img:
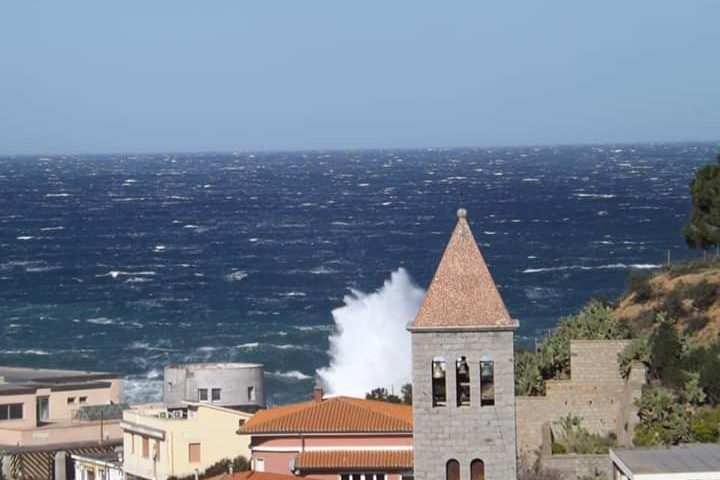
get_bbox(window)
[142,436,149,458]
[36,396,49,422]
[247,386,255,402]
[471,459,485,480]
[188,443,201,463]
[0,403,23,421]
[79,396,88,404]
[129,433,135,454]
[456,356,470,407]
[67,397,76,405]
[154,440,160,461]
[446,459,460,480]
[198,388,208,402]
[211,388,221,402]
[340,475,385,480]
[480,361,495,406]
[87,470,96,480]
[255,457,264,472]
[431,358,447,407]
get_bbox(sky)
[1,1,719,154]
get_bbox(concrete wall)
[412,328,517,480]
[123,403,252,480]
[540,454,610,480]
[164,364,265,410]
[516,340,647,461]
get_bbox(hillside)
[616,258,720,345]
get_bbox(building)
[238,387,413,480]
[71,448,123,480]
[164,363,265,411]
[408,208,518,480]
[0,366,123,447]
[122,401,253,480]
[610,444,720,479]
[209,472,320,480]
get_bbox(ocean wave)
[97,270,157,279]
[282,291,306,297]
[40,226,65,231]
[226,270,248,282]
[310,266,337,275]
[45,193,71,198]
[236,342,260,349]
[523,263,662,274]
[2,349,50,356]
[86,317,115,325]
[573,193,617,199]
[270,370,312,380]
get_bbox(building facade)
[122,402,253,480]
[72,449,124,480]
[409,209,518,480]
[0,366,123,447]
[239,388,413,480]
[164,363,265,411]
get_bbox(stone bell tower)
[409,209,518,480]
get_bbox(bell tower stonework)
[409,209,518,480]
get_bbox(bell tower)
[409,209,518,480]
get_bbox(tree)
[401,383,412,405]
[365,387,402,403]
[634,387,690,446]
[648,321,684,387]
[683,162,720,249]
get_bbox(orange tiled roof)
[238,396,412,434]
[295,450,413,471]
[410,209,515,330]
[208,472,318,480]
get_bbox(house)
[71,448,123,480]
[408,208,518,480]
[610,444,720,479]
[238,386,413,480]
[121,401,253,480]
[0,366,123,447]
[164,363,265,412]
[208,471,320,480]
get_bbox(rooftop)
[410,209,515,330]
[0,366,120,396]
[611,444,720,474]
[238,396,412,434]
[208,472,319,480]
[165,362,263,370]
[295,450,413,472]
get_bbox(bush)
[649,320,684,387]
[618,336,650,379]
[685,315,710,335]
[660,284,686,319]
[551,442,567,454]
[626,272,655,303]
[552,415,616,455]
[690,406,720,442]
[685,281,720,310]
[634,387,690,446]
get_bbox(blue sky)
[1,1,719,154]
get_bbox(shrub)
[660,284,686,319]
[685,315,710,335]
[551,442,567,454]
[626,271,655,303]
[685,280,720,310]
[552,415,616,455]
[690,406,720,442]
[618,336,650,379]
[649,320,684,387]
[634,387,690,446]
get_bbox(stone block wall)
[516,340,646,460]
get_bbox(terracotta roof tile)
[295,450,413,471]
[208,472,318,480]
[410,209,515,329]
[238,397,412,434]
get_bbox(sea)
[0,143,716,405]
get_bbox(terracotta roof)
[208,472,317,480]
[238,397,412,434]
[410,209,515,330]
[295,450,413,472]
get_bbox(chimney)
[313,385,324,404]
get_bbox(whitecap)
[236,342,259,349]
[226,271,248,282]
[40,226,65,232]
[16,236,34,241]
[86,317,115,325]
[522,263,661,274]
[573,193,616,199]
[45,193,70,198]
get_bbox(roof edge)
[408,320,519,333]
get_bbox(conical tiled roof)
[410,209,515,330]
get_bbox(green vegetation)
[683,162,720,249]
[365,383,412,405]
[551,415,616,455]
[515,300,630,396]
[167,455,249,480]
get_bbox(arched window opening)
[432,358,447,407]
[446,459,460,480]
[456,356,470,406]
[480,361,495,406]
[471,459,485,480]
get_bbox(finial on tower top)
[457,208,467,219]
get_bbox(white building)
[71,450,123,480]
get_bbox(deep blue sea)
[0,143,716,405]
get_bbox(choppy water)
[0,143,715,404]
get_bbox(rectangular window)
[87,470,96,480]
[154,440,160,461]
[129,433,135,454]
[456,356,470,407]
[0,403,24,421]
[198,388,208,402]
[79,396,88,404]
[480,361,495,406]
[431,359,447,407]
[67,397,75,405]
[189,443,201,463]
[211,388,221,402]
[37,396,49,422]
[142,436,149,458]
[247,386,255,402]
